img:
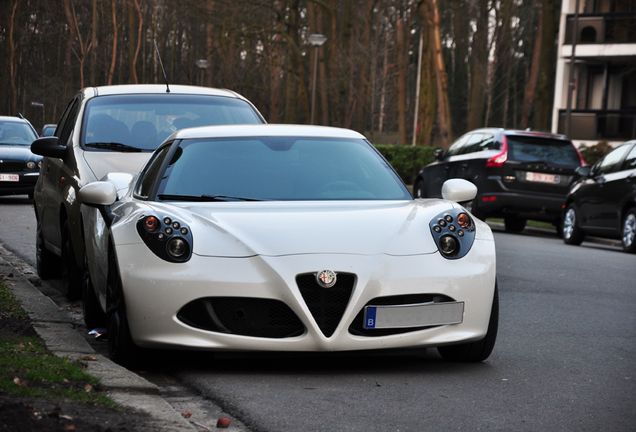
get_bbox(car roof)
[170,124,366,141]
[469,127,569,141]
[82,84,247,100]
[0,116,31,124]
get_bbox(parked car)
[78,124,498,367]
[0,115,41,198]
[40,124,57,137]
[31,84,265,301]
[562,140,636,253]
[413,129,587,233]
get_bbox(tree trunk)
[8,0,19,113]
[429,0,452,148]
[108,0,118,85]
[522,8,543,128]
[396,18,407,145]
[467,0,489,130]
[535,0,556,131]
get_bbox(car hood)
[0,145,40,162]
[136,200,481,257]
[82,150,152,181]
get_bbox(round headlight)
[439,235,458,256]
[26,161,37,169]
[167,237,189,259]
[457,212,471,229]
[143,216,160,233]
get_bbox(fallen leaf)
[84,383,93,392]
[181,410,192,418]
[63,425,76,431]
[81,356,98,361]
[217,418,231,428]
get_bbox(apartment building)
[552,0,636,147]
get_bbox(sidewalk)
[0,252,198,431]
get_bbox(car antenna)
[17,113,25,119]
[154,39,170,93]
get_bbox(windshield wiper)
[158,194,265,202]
[85,142,142,152]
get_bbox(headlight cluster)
[136,214,193,263]
[429,208,476,259]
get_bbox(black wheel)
[82,252,107,329]
[621,207,636,254]
[562,204,585,246]
[413,180,426,198]
[437,283,499,362]
[504,216,526,233]
[106,247,147,369]
[61,221,83,300]
[36,220,60,280]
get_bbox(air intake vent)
[296,272,356,338]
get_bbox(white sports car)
[79,124,498,367]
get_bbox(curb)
[0,257,197,431]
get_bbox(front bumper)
[116,240,496,352]
[0,171,39,196]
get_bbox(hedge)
[373,144,438,185]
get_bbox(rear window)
[506,136,581,167]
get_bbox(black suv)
[413,128,586,232]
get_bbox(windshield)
[0,121,38,146]
[81,94,263,152]
[506,136,581,167]
[155,137,411,201]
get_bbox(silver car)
[31,84,265,301]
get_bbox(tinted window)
[446,133,471,156]
[506,136,581,167]
[621,144,636,170]
[81,94,263,152]
[0,121,38,146]
[594,144,631,175]
[462,133,496,154]
[156,137,411,201]
[135,145,173,198]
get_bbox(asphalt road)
[1,195,635,431]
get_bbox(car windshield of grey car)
[0,121,37,145]
[81,94,263,152]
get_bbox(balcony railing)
[564,13,636,44]
[557,109,636,141]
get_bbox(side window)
[135,144,172,199]
[446,134,471,157]
[461,133,485,154]
[621,145,636,170]
[594,144,630,175]
[55,96,81,147]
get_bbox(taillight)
[574,146,588,166]
[486,135,508,167]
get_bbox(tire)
[562,204,585,246]
[413,180,426,198]
[504,216,526,233]
[437,283,499,362]
[36,221,60,280]
[82,253,107,329]
[61,221,83,300]
[106,247,148,369]
[621,208,636,254]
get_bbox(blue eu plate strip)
[364,306,377,329]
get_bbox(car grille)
[177,297,305,338]
[296,272,356,338]
[0,161,24,172]
[348,294,455,336]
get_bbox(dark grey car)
[413,128,586,233]
[0,116,41,198]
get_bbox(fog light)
[144,216,160,233]
[167,237,188,259]
[439,235,458,256]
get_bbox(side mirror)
[31,137,67,159]
[434,148,444,162]
[441,178,477,203]
[575,166,591,177]
[79,182,117,207]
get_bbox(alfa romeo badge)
[316,270,337,288]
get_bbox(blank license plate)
[0,174,19,182]
[363,302,464,329]
[525,172,560,184]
